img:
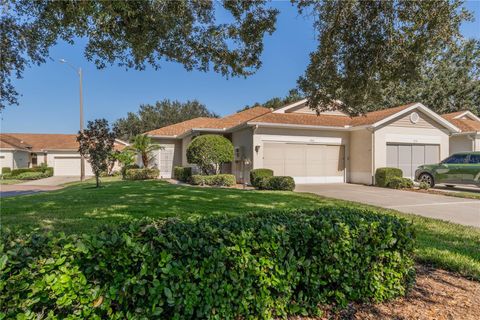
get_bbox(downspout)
[366,127,375,185]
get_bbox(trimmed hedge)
[191,174,236,187]
[375,167,403,187]
[10,166,53,177]
[174,166,192,182]
[125,168,159,180]
[250,168,273,188]
[387,177,414,189]
[1,167,11,174]
[256,176,296,191]
[15,172,50,180]
[121,164,139,179]
[0,207,415,319]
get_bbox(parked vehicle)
[414,152,480,187]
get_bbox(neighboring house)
[442,111,480,154]
[0,133,128,176]
[146,101,460,185]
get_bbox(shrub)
[125,168,159,180]
[190,174,236,187]
[15,171,49,180]
[10,166,53,178]
[264,176,296,191]
[1,173,12,179]
[375,167,403,187]
[250,168,273,187]
[2,167,11,174]
[186,135,234,174]
[419,181,430,190]
[121,164,139,179]
[0,207,415,319]
[387,177,414,189]
[174,166,192,182]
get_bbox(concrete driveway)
[296,184,480,228]
[0,176,80,198]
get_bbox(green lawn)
[1,178,479,280]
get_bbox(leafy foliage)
[1,1,278,110]
[377,40,480,114]
[114,99,219,141]
[1,167,11,174]
[250,168,274,187]
[0,207,415,319]
[259,176,296,191]
[387,177,414,189]
[111,149,136,179]
[127,134,162,168]
[375,167,403,187]
[190,174,236,186]
[186,135,234,174]
[239,89,303,111]
[173,166,192,182]
[10,166,53,177]
[77,119,116,187]
[15,171,51,180]
[124,168,159,180]
[297,0,472,114]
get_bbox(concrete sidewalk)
[296,183,480,228]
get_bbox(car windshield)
[468,154,480,164]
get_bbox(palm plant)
[128,134,162,168]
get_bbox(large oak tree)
[1,0,278,109]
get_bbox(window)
[468,154,480,164]
[442,154,468,164]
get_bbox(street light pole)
[60,59,85,181]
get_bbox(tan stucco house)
[442,111,480,154]
[0,133,128,176]
[146,101,462,185]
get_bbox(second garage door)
[54,157,94,176]
[386,144,440,178]
[263,143,345,184]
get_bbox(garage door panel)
[54,157,94,176]
[386,144,440,178]
[263,142,345,183]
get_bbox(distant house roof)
[442,111,480,133]
[0,133,127,152]
[145,107,271,137]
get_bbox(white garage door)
[386,144,440,178]
[54,157,94,176]
[263,143,345,184]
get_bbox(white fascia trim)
[247,122,350,131]
[371,103,461,133]
[453,111,480,121]
[148,134,179,139]
[450,131,480,136]
[272,99,308,113]
[114,138,130,146]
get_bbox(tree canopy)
[296,0,473,114]
[77,119,115,187]
[113,99,218,141]
[1,0,278,109]
[186,135,234,175]
[238,89,303,111]
[377,40,480,115]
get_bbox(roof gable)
[442,111,480,133]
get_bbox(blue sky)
[1,1,479,134]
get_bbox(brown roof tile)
[442,111,480,132]
[146,107,271,136]
[349,103,418,126]
[0,134,32,150]
[249,112,352,127]
[0,133,126,152]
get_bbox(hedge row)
[124,168,159,180]
[10,166,53,177]
[250,168,273,188]
[0,207,415,319]
[173,166,192,182]
[190,174,236,187]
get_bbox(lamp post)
[59,59,85,181]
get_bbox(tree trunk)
[142,152,148,168]
[96,174,100,188]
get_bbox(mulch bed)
[294,265,480,320]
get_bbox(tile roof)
[249,112,352,127]
[145,102,425,135]
[442,111,480,132]
[0,133,126,152]
[145,107,271,136]
[0,135,32,150]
